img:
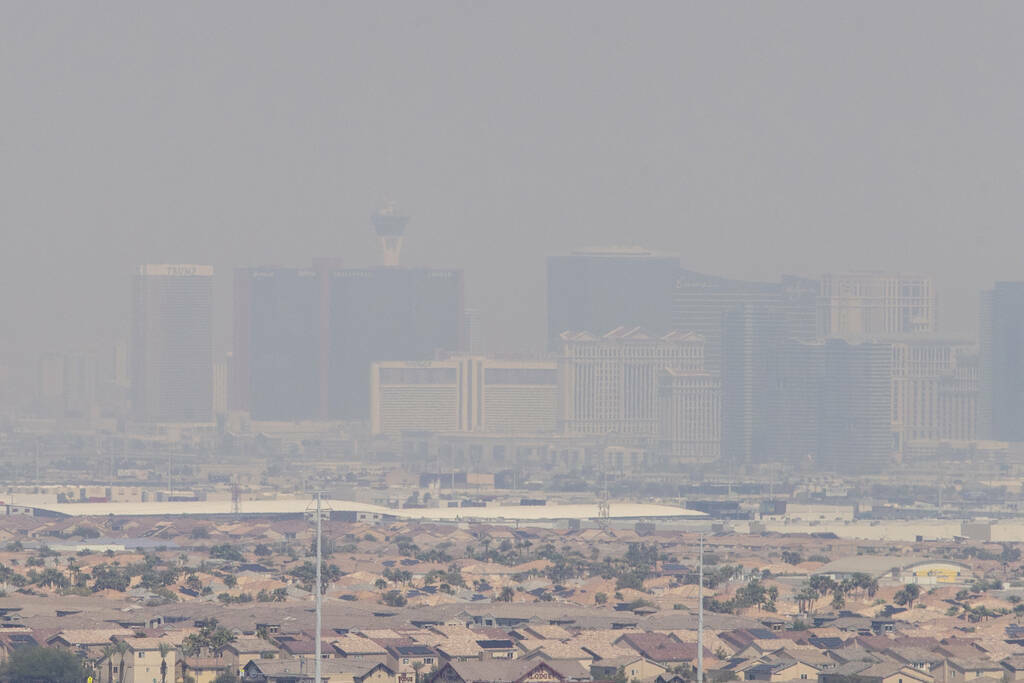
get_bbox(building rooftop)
[32,499,704,522]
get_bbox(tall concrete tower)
[372,201,409,266]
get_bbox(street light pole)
[315,491,322,682]
[698,532,704,683]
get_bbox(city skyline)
[23,247,991,476]
[4,4,1024,676]
[3,2,1023,360]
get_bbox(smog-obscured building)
[980,282,1024,441]
[673,270,817,374]
[370,357,557,436]
[658,368,721,464]
[559,327,705,437]
[547,248,678,351]
[890,339,977,452]
[819,339,893,473]
[328,267,463,420]
[818,271,936,338]
[233,267,321,420]
[131,264,213,422]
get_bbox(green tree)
[894,583,922,608]
[71,524,101,539]
[102,644,115,682]
[289,560,342,593]
[185,575,203,594]
[159,642,172,683]
[808,574,836,596]
[113,640,130,683]
[181,620,237,657]
[1001,544,1021,563]
[595,592,608,605]
[499,586,515,602]
[0,563,27,587]
[0,646,87,682]
[209,544,244,561]
[382,589,407,607]
[91,564,130,592]
[213,669,240,683]
[33,567,69,589]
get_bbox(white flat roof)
[137,264,213,276]
[32,499,705,521]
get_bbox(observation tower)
[372,201,409,266]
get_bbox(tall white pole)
[698,533,704,683]
[315,492,322,682]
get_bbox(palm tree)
[499,586,515,602]
[412,660,425,683]
[795,586,818,614]
[101,644,115,683]
[114,640,130,683]
[208,627,237,655]
[158,642,172,683]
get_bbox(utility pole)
[698,532,704,683]
[315,491,322,683]
[597,440,610,526]
[305,492,328,682]
[597,459,610,523]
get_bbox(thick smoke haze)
[1,1,1022,356]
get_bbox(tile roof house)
[427,658,590,683]
[385,644,440,683]
[0,632,39,666]
[95,638,176,683]
[744,658,822,682]
[332,634,389,660]
[820,661,936,683]
[1002,656,1024,681]
[590,654,667,682]
[940,658,1006,683]
[614,633,715,668]
[242,657,395,683]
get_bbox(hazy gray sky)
[2,1,1021,356]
